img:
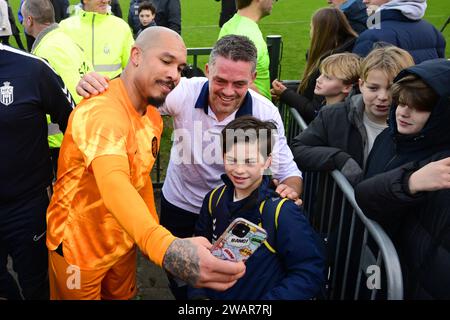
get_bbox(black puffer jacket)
[356,150,450,299]
[356,59,450,299]
[291,93,368,183]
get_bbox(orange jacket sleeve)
[139,175,160,223]
[92,155,176,266]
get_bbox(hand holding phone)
[210,218,267,262]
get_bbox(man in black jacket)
[0,44,74,299]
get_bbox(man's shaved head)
[123,26,187,113]
[134,26,185,52]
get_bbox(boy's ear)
[342,83,353,95]
[358,78,364,92]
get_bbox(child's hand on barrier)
[271,79,287,99]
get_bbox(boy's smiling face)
[224,141,271,200]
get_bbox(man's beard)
[148,80,176,107]
[147,95,166,108]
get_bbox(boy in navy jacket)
[188,116,325,300]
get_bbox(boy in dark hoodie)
[355,59,450,299]
[189,116,325,300]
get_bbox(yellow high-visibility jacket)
[59,9,133,79]
[32,23,92,148]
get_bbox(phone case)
[210,217,268,262]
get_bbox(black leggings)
[0,191,50,300]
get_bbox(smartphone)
[210,217,268,262]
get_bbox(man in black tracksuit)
[0,44,74,299]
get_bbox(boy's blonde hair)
[360,46,415,82]
[319,53,361,85]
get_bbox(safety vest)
[59,9,134,79]
[32,24,92,148]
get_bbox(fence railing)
[280,98,403,300]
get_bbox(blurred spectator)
[0,0,13,44]
[18,0,68,51]
[136,1,156,38]
[128,0,180,35]
[219,0,277,100]
[271,7,357,124]
[110,0,122,17]
[216,0,236,27]
[354,0,446,63]
[72,0,122,17]
[328,0,368,34]
[0,0,25,50]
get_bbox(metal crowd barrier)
[280,97,403,300]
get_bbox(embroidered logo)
[103,44,110,55]
[0,82,14,106]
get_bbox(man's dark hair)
[221,115,277,160]
[392,74,439,112]
[138,1,156,15]
[209,35,257,73]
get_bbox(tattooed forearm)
[163,239,200,286]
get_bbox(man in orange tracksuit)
[46,27,245,300]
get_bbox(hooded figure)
[353,0,446,63]
[356,59,450,299]
[365,59,450,179]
